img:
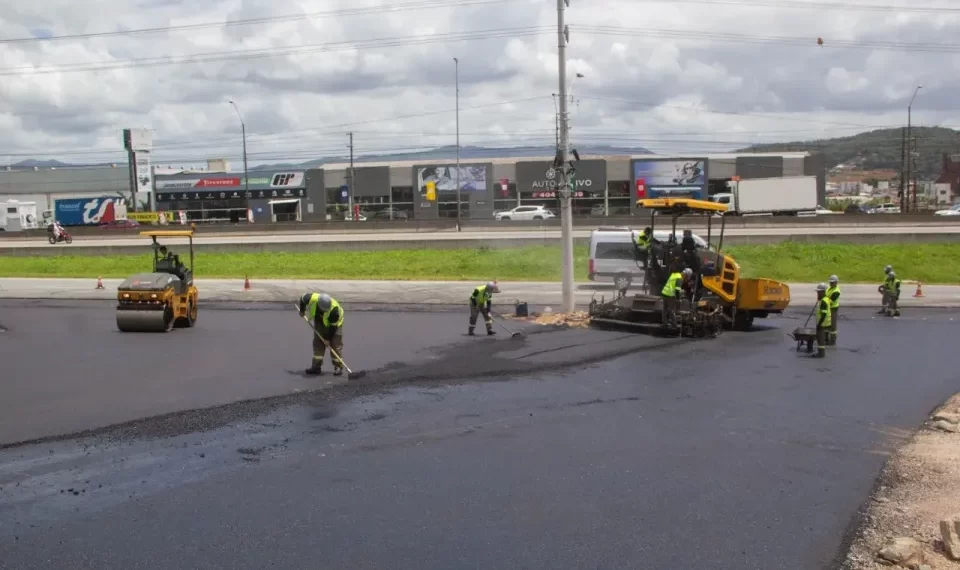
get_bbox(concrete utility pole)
[906,85,921,212]
[912,134,919,212]
[899,127,906,211]
[228,100,249,197]
[348,132,355,219]
[454,57,462,232]
[556,0,574,313]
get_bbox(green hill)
[736,126,960,179]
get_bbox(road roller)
[116,229,199,333]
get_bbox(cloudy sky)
[0,0,957,167]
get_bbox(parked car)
[99,219,140,230]
[494,205,555,221]
[933,204,960,216]
[368,209,409,221]
[844,204,870,215]
[868,203,901,214]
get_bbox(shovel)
[490,313,523,338]
[294,304,366,380]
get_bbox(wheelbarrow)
[789,327,817,353]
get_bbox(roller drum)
[116,307,174,332]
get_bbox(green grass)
[1,243,957,284]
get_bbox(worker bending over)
[469,281,500,336]
[883,270,902,318]
[825,275,840,345]
[814,283,831,358]
[661,267,692,329]
[299,292,345,376]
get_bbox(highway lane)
[4,224,960,249]
[1,307,958,569]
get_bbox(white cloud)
[0,0,958,166]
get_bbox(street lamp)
[228,100,250,197]
[454,57,461,232]
[906,85,922,212]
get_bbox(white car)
[494,205,555,221]
[587,227,711,289]
[933,204,960,216]
[815,205,841,215]
[869,203,901,214]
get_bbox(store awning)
[268,199,301,205]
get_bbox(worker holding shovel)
[299,292,345,376]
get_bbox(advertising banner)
[134,152,152,194]
[154,171,307,202]
[416,165,487,194]
[54,197,127,226]
[516,159,606,197]
[632,158,708,199]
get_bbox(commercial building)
[0,151,825,223]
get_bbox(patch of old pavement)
[0,300,700,449]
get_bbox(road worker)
[825,275,840,345]
[469,281,500,336]
[299,292,345,376]
[879,265,893,314]
[814,283,831,358]
[661,267,691,329]
[883,271,902,317]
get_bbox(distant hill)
[251,144,654,170]
[736,126,960,179]
[9,144,652,172]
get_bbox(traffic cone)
[243,275,251,291]
[95,276,104,290]
[913,281,924,297]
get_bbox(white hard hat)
[682,268,693,276]
[317,293,332,311]
[828,275,838,284]
[487,281,500,293]
[888,271,896,278]
[816,282,827,292]
[884,265,893,274]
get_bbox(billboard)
[416,165,487,194]
[516,159,606,198]
[632,158,708,199]
[154,171,306,202]
[54,197,127,226]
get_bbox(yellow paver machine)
[116,229,199,333]
[587,198,791,336]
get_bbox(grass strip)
[0,243,956,284]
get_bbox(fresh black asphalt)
[1,301,958,569]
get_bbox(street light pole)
[454,57,462,232]
[228,101,249,197]
[905,85,921,212]
[557,0,574,313]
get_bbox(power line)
[0,0,517,43]
[629,0,960,13]
[0,27,552,76]
[577,25,960,54]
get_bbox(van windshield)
[594,242,637,260]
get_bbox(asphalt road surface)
[1,303,959,569]
[4,224,960,249]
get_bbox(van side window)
[594,242,636,260]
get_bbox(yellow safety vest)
[472,285,493,306]
[825,285,840,309]
[817,297,832,327]
[307,294,344,327]
[636,232,651,250]
[661,272,683,297]
[883,277,901,294]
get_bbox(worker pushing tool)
[299,292,345,375]
[825,275,840,346]
[469,281,500,336]
[814,283,831,358]
[882,270,902,318]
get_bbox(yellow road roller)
[116,229,199,333]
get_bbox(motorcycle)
[48,230,73,245]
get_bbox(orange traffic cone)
[243,275,251,291]
[913,281,924,297]
[95,276,104,290]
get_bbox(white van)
[587,227,710,289]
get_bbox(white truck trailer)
[710,176,818,216]
[0,200,40,231]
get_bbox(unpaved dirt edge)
[839,393,960,570]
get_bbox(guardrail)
[1,213,957,240]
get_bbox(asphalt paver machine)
[588,198,791,336]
